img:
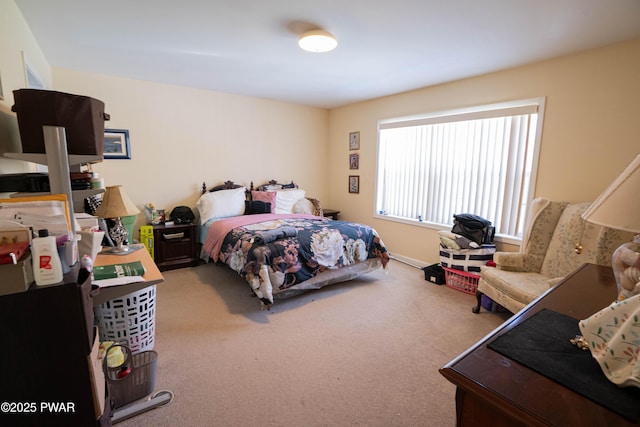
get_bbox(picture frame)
[0,69,4,101]
[103,129,131,159]
[349,175,360,194]
[349,131,360,150]
[349,153,359,170]
[21,51,46,89]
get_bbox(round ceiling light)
[298,30,338,53]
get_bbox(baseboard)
[389,254,431,269]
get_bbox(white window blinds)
[375,98,544,239]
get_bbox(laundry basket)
[104,343,158,409]
[95,285,156,354]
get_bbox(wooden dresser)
[440,263,638,427]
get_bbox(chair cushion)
[479,267,555,313]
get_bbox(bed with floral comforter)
[201,213,389,307]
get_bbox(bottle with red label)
[32,229,63,286]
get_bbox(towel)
[252,226,298,245]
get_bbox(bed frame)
[201,180,298,195]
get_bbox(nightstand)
[323,209,340,220]
[153,223,198,271]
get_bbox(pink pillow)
[251,191,276,213]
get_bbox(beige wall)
[52,68,330,235]
[0,0,52,174]
[328,38,640,265]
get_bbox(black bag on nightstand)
[170,206,195,224]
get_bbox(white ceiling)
[15,0,640,109]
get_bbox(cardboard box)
[0,253,34,296]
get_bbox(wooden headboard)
[255,180,298,191]
[200,179,322,216]
[201,180,244,194]
[201,179,297,195]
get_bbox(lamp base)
[613,235,640,300]
[101,244,144,256]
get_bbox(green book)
[93,260,146,281]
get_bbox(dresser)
[439,263,638,426]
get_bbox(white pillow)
[275,189,306,214]
[196,187,246,224]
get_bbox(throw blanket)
[252,226,298,245]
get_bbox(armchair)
[473,197,634,314]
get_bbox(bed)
[198,180,389,307]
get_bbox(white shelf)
[3,152,102,166]
[9,188,105,213]
[2,127,104,223]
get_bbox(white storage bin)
[95,285,156,354]
[439,244,495,273]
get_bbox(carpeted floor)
[115,259,510,426]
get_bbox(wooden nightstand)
[323,209,340,220]
[153,223,198,271]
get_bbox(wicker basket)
[103,343,158,409]
[443,267,480,295]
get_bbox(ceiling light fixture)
[298,30,337,53]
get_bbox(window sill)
[374,213,522,246]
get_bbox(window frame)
[374,97,546,245]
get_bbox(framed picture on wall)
[349,175,360,193]
[349,153,359,169]
[103,129,131,159]
[349,131,360,150]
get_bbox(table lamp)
[95,185,140,254]
[581,153,640,301]
[577,153,640,388]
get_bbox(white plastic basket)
[95,285,156,354]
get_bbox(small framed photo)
[349,153,359,170]
[151,209,166,225]
[349,175,360,194]
[349,131,360,150]
[104,129,131,159]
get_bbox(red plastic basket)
[443,267,480,295]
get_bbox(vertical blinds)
[376,103,540,238]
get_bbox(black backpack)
[170,206,195,224]
[451,213,495,245]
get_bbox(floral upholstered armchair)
[473,197,634,314]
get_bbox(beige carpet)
[115,260,510,426]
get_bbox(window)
[375,98,544,241]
